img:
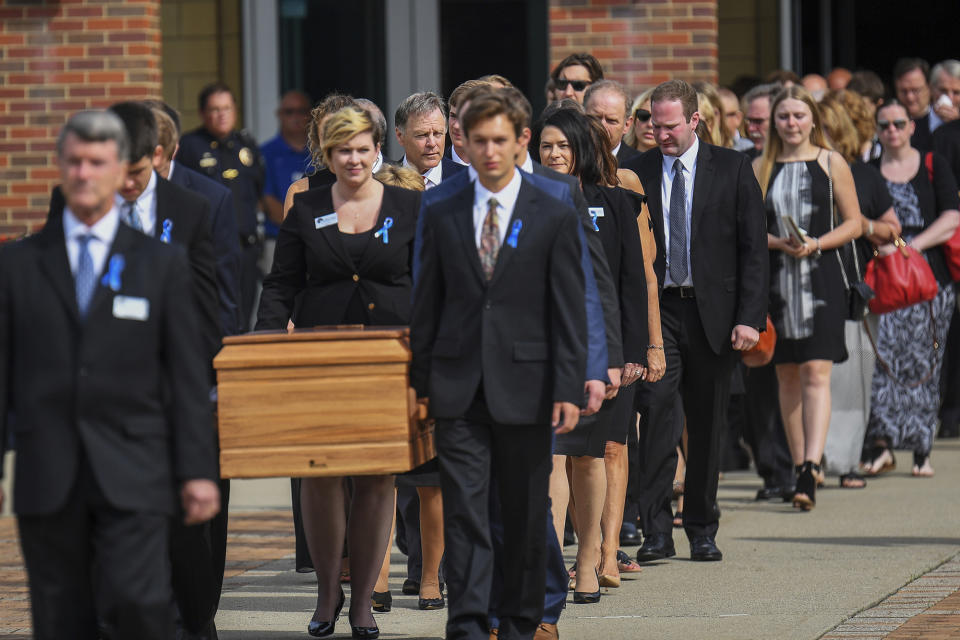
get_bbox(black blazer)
[616,142,641,166]
[911,112,934,153]
[169,163,242,337]
[49,178,221,371]
[583,183,648,364]
[256,183,422,329]
[0,218,216,516]
[621,142,768,354]
[410,176,587,424]
[529,161,624,367]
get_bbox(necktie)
[669,158,688,285]
[75,234,96,317]
[478,197,500,280]
[123,200,143,232]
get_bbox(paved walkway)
[3,440,960,638]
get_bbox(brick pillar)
[549,0,718,100]
[0,0,162,235]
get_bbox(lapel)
[355,186,393,271]
[488,178,531,287]
[690,141,715,244]
[307,187,354,268]
[153,176,175,241]
[449,181,486,285]
[85,224,136,319]
[644,149,666,249]
[36,211,81,322]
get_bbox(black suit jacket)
[0,218,216,515]
[256,183,422,328]
[911,112,934,153]
[169,163,242,337]
[410,175,587,424]
[529,161,625,367]
[933,119,960,185]
[49,179,221,372]
[621,142,768,354]
[616,142,641,166]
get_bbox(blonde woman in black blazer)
[257,107,420,640]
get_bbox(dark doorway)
[278,0,387,108]
[439,0,549,117]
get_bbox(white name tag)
[588,207,605,218]
[113,295,149,321]
[314,213,338,229]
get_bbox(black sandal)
[792,461,818,511]
[839,472,866,489]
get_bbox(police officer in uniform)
[176,82,264,330]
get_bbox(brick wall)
[549,0,718,100]
[0,0,161,235]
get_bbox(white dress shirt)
[116,169,158,236]
[473,168,522,248]
[612,141,622,158]
[450,146,469,166]
[661,136,699,287]
[403,156,443,190]
[928,106,944,132]
[63,205,120,278]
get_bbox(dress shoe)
[755,486,783,501]
[689,536,723,561]
[572,588,601,604]
[418,592,445,610]
[371,590,391,613]
[635,532,676,563]
[534,622,559,640]
[308,587,345,637]
[619,522,641,546]
[401,579,419,595]
[349,616,380,640]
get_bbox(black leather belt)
[664,286,695,299]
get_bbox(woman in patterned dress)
[753,86,863,510]
[862,100,960,477]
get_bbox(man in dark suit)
[894,58,936,152]
[148,100,242,337]
[621,80,768,563]
[411,91,586,640]
[395,91,467,190]
[0,110,220,640]
[584,79,640,166]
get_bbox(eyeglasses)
[878,119,909,130]
[555,79,591,92]
[634,108,651,122]
[746,117,768,126]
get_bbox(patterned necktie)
[478,196,500,280]
[123,200,143,232]
[75,234,96,317]
[669,158,688,285]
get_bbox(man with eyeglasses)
[740,83,779,159]
[893,57,935,152]
[550,52,604,105]
[718,86,757,152]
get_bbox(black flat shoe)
[755,486,783,501]
[418,593,445,610]
[371,590,391,613]
[689,536,723,561]
[308,587,345,637]
[635,532,676,563]
[349,615,380,639]
[619,522,641,546]
[401,579,419,595]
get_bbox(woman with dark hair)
[533,105,661,597]
[862,100,960,477]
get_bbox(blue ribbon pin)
[589,211,600,232]
[506,220,523,248]
[374,217,393,244]
[160,219,173,244]
[100,254,125,292]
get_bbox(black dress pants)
[18,458,173,640]
[437,399,552,640]
[635,292,735,539]
[741,364,794,490]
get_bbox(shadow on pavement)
[739,536,960,546]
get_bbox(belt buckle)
[679,286,695,299]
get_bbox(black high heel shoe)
[418,584,445,610]
[349,612,380,639]
[308,587,345,637]
[572,569,601,604]
[371,590,391,613]
[792,461,818,511]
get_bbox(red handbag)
[863,236,938,314]
[924,152,960,281]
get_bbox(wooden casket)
[213,326,435,478]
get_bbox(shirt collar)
[450,146,469,166]
[519,150,534,174]
[612,141,621,157]
[167,160,177,180]
[403,156,443,186]
[115,169,157,209]
[663,136,699,174]
[63,204,120,245]
[474,167,522,213]
[373,151,383,174]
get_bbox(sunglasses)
[634,108,651,122]
[878,119,908,130]
[555,79,591,92]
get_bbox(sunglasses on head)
[634,108,651,122]
[555,79,590,92]
[878,119,908,130]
